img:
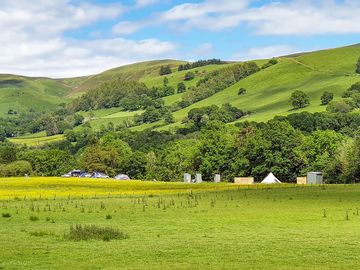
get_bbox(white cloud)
[113,21,145,35]
[0,0,177,78]
[193,43,214,56]
[135,0,159,7]
[234,45,297,60]
[121,0,360,35]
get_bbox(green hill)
[65,60,188,97]
[0,75,71,115]
[5,44,360,145]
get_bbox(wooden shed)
[234,177,254,185]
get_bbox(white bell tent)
[261,172,281,184]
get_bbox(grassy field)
[9,132,65,146]
[1,177,360,269]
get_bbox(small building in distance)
[234,177,254,185]
[297,177,307,185]
[307,172,324,184]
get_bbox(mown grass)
[1,178,360,269]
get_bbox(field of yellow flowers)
[0,177,241,199]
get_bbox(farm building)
[306,172,324,184]
[234,177,254,185]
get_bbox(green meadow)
[1,178,360,269]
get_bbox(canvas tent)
[261,173,281,184]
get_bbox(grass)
[9,133,65,146]
[0,74,71,116]
[1,177,360,269]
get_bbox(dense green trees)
[356,57,360,74]
[290,90,310,109]
[70,80,149,112]
[178,59,226,71]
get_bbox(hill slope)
[0,75,71,115]
[5,44,360,145]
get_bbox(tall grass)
[65,224,129,242]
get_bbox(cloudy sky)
[0,0,359,78]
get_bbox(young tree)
[163,77,169,86]
[321,91,334,105]
[238,88,247,95]
[290,90,310,109]
[177,82,186,93]
[184,72,195,81]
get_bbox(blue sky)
[0,0,359,77]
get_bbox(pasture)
[1,177,360,269]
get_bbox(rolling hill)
[6,43,360,145]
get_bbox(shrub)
[159,65,172,76]
[0,160,32,177]
[30,230,53,237]
[177,82,186,93]
[106,214,112,220]
[2,213,11,218]
[29,215,39,221]
[238,88,247,95]
[65,224,129,242]
[356,57,360,74]
[184,72,195,81]
[321,91,334,105]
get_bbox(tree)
[163,77,169,86]
[232,120,306,181]
[184,72,195,81]
[164,112,175,124]
[159,65,172,76]
[356,57,360,74]
[290,90,310,109]
[238,88,247,95]
[321,91,334,105]
[177,82,186,93]
[140,107,162,123]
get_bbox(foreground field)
[1,178,360,269]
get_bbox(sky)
[0,0,359,78]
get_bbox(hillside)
[5,43,360,145]
[65,60,187,96]
[0,75,71,115]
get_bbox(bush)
[356,57,360,74]
[2,213,11,218]
[326,100,353,113]
[65,224,129,242]
[0,160,32,177]
[184,72,195,81]
[29,215,39,221]
[321,91,334,105]
[159,65,172,76]
[238,88,247,95]
[177,82,186,93]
